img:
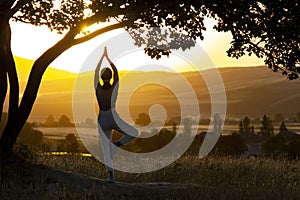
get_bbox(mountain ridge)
[5,56,300,122]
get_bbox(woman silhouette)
[94,46,138,183]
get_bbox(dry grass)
[1,153,299,200]
[38,154,300,199]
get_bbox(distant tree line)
[43,114,74,127]
[2,111,299,158]
[148,111,300,128]
[237,114,300,158]
[131,113,300,158]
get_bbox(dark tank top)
[96,82,119,110]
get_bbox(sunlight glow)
[10,18,264,73]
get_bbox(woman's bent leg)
[112,112,138,146]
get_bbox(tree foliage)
[9,0,300,76]
[58,115,74,127]
[239,116,251,133]
[44,114,56,127]
[260,115,274,137]
[57,133,79,153]
[135,113,151,126]
[279,122,288,133]
[206,0,300,79]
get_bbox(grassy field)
[1,148,299,200]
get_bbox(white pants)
[97,109,138,172]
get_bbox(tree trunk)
[0,16,9,122]
[0,30,76,161]
[0,63,7,122]
[0,15,20,162]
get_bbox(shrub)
[262,134,285,156]
[286,140,300,159]
[212,133,247,157]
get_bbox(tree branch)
[10,15,29,23]
[76,12,108,29]
[10,0,27,16]
[247,40,287,73]
[72,21,127,46]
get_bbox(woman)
[94,46,138,183]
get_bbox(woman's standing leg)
[98,113,115,182]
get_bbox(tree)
[57,133,79,153]
[58,115,73,127]
[44,114,57,127]
[260,115,274,137]
[135,113,151,126]
[172,122,177,134]
[239,116,251,133]
[85,118,96,128]
[279,122,288,133]
[239,120,244,133]
[0,0,299,161]
[0,113,8,136]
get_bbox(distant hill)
[215,67,300,118]
[14,56,76,81]
[4,57,300,122]
[117,67,300,120]
[4,57,76,122]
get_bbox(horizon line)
[53,65,267,74]
[14,55,266,74]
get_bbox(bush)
[286,140,300,159]
[212,133,247,157]
[57,134,79,153]
[135,113,151,126]
[19,123,43,145]
[262,134,285,156]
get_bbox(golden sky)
[10,18,264,73]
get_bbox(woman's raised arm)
[104,47,119,85]
[94,49,105,90]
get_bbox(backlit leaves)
[206,0,300,79]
